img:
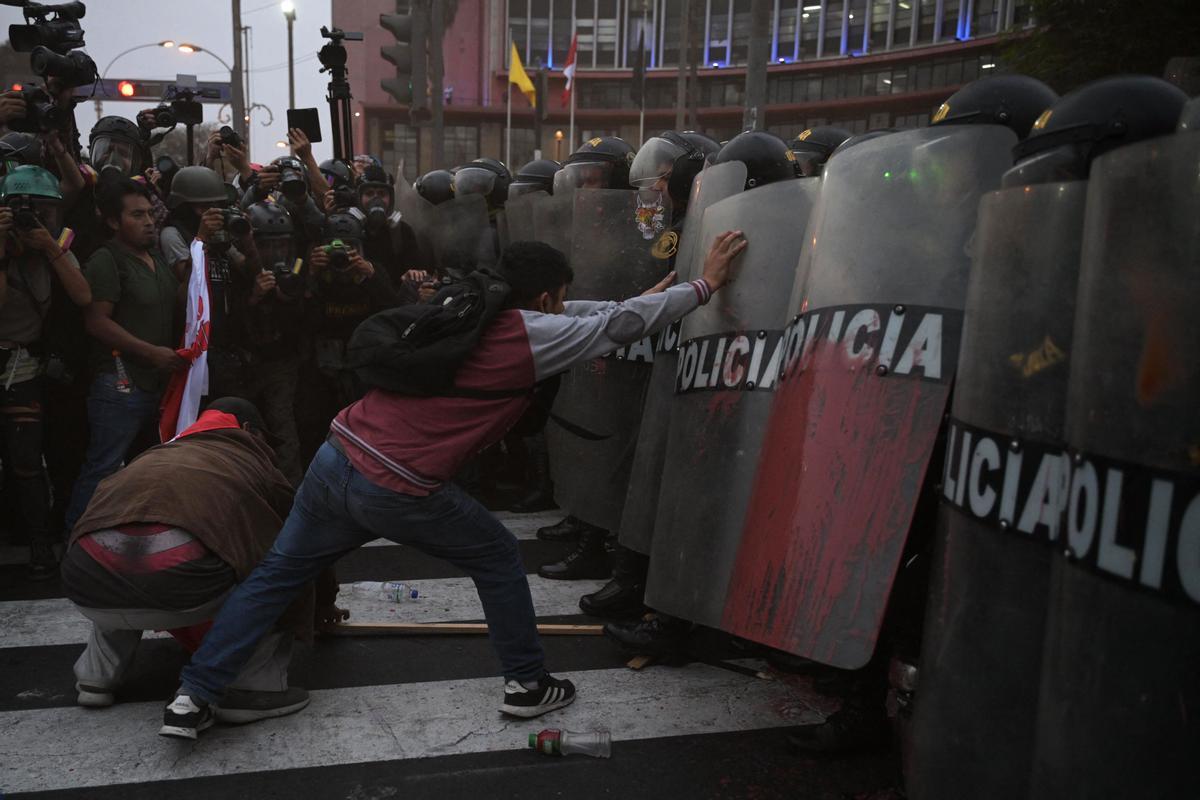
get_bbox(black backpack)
[347,269,514,397]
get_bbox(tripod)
[318,26,363,163]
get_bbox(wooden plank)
[323,621,604,636]
[626,655,655,670]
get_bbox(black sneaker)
[213,687,311,724]
[159,694,215,740]
[500,673,576,718]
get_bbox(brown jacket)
[70,428,319,638]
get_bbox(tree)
[1002,0,1200,93]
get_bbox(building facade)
[333,0,1034,178]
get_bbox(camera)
[223,206,250,239]
[322,238,354,272]
[9,2,97,88]
[7,87,70,133]
[218,125,242,148]
[271,260,305,297]
[5,196,40,230]
[146,104,176,128]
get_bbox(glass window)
[870,0,890,51]
[708,0,730,66]
[931,60,948,87]
[889,64,911,94]
[917,0,936,44]
[846,0,867,55]
[824,0,844,56]
[800,5,820,60]
[915,62,932,90]
[628,13,653,69]
[551,0,575,67]
[945,58,962,85]
[509,0,530,64]
[777,5,799,62]
[661,0,683,68]
[383,124,419,182]
[940,0,961,41]
[821,73,841,101]
[529,0,550,68]
[730,0,753,64]
[444,126,478,168]
[596,0,618,67]
[576,0,597,66]
[507,127,537,171]
[893,0,914,46]
[972,0,999,36]
[961,55,979,82]
[1013,0,1033,27]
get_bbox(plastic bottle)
[112,350,132,394]
[378,581,419,601]
[528,729,611,758]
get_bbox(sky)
[0,0,336,162]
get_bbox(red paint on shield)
[722,340,949,668]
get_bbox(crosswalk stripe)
[0,662,822,794]
[0,576,606,650]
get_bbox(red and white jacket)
[331,279,713,495]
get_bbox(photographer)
[239,200,306,484]
[160,165,258,399]
[0,165,91,579]
[64,179,181,539]
[354,162,427,294]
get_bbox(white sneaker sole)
[213,695,311,724]
[500,692,576,718]
[158,716,214,740]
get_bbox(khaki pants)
[72,589,291,695]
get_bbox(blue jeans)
[180,441,546,703]
[64,372,162,534]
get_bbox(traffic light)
[380,1,429,122]
[117,80,136,97]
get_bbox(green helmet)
[167,165,228,209]
[0,165,62,201]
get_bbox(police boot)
[536,515,585,542]
[603,613,691,657]
[537,525,612,580]
[579,545,648,619]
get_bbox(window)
[800,5,820,60]
[661,0,684,68]
[940,0,961,41]
[869,0,890,51]
[823,0,844,57]
[846,0,867,55]
[384,124,419,182]
[596,0,619,67]
[730,0,754,64]
[917,0,936,44]
[628,13,652,69]
[444,126,478,168]
[972,0,1000,36]
[576,0,598,66]
[777,5,799,62]
[708,0,731,66]
[507,127,537,171]
[1012,0,1034,27]
[893,0,914,46]
[510,0,530,63]
[552,0,575,67]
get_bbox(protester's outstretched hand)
[701,230,747,292]
[288,127,312,160]
[640,270,677,296]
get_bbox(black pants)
[0,375,51,543]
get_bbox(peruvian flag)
[561,33,578,106]
[158,239,211,441]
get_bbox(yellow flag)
[509,41,537,108]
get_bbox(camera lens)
[224,210,251,239]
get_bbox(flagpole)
[506,38,513,168]
[568,79,576,153]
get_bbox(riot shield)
[721,126,1016,668]
[504,190,545,245]
[530,190,574,257]
[906,180,1088,799]
[1029,134,1200,799]
[545,189,672,532]
[642,178,818,628]
[427,194,497,277]
[395,174,436,266]
[619,161,748,554]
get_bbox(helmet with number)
[508,158,561,198]
[630,131,711,208]
[246,200,296,270]
[453,157,511,210]
[931,74,1059,140]
[714,130,796,190]
[415,169,454,205]
[0,164,62,200]
[167,165,228,210]
[90,115,147,181]
[555,136,636,192]
[1006,74,1189,187]
[0,132,42,171]
[789,126,852,177]
[318,158,353,190]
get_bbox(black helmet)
[679,131,721,164]
[318,158,353,190]
[90,115,147,180]
[270,155,308,201]
[0,132,42,169]
[415,169,455,205]
[509,158,562,198]
[357,163,395,205]
[630,131,710,207]
[555,136,636,192]
[453,157,511,210]
[931,75,1059,140]
[789,126,853,177]
[1007,75,1190,187]
[323,211,365,245]
[714,131,797,190]
[830,129,898,159]
[246,201,296,272]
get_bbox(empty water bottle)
[379,581,419,601]
[528,729,611,758]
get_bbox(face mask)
[363,199,389,230]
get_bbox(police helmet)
[453,157,511,209]
[89,115,147,180]
[714,131,797,190]
[555,136,636,192]
[931,74,1059,140]
[630,131,710,207]
[830,129,898,159]
[509,158,562,198]
[789,126,853,177]
[167,165,228,209]
[415,169,454,205]
[1006,75,1189,187]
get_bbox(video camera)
[146,82,220,129]
[6,86,70,133]
[6,1,97,88]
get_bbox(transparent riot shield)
[427,193,497,277]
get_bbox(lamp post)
[281,0,297,109]
[95,40,178,120]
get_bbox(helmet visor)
[453,166,497,198]
[554,160,614,193]
[507,181,547,199]
[255,235,295,269]
[630,138,685,188]
[91,136,140,178]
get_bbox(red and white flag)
[158,239,211,441]
[561,33,578,106]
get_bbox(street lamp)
[95,40,181,119]
[281,0,297,109]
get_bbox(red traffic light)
[117,80,136,98]
[10,83,22,91]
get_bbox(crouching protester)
[159,231,748,739]
[61,398,334,732]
